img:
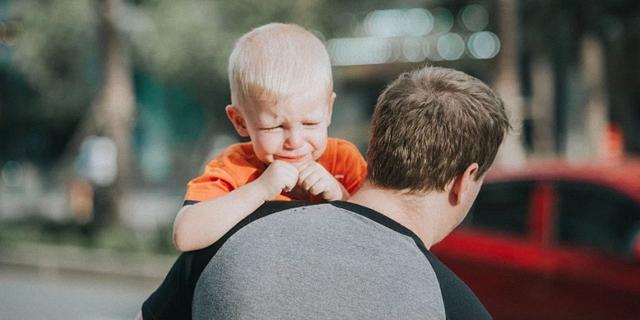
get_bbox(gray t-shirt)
[142,201,491,320]
[193,203,445,319]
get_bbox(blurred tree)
[12,0,134,226]
[521,0,640,158]
[7,0,339,226]
[10,0,100,122]
[494,0,526,165]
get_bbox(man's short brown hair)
[367,66,510,192]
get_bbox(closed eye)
[261,125,283,132]
[303,122,320,127]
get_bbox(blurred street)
[0,241,173,320]
[0,264,161,320]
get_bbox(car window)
[554,182,640,256]
[462,181,533,237]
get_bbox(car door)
[434,180,553,320]
[541,181,640,320]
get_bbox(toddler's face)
[230,87,334,166]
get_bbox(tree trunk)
[59,0,136,227]
[580,35,608,160]
[530,54,555,156]
[494,0,526,166]
[563,35,607,163]
[95,0,135,225]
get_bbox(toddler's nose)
[284,127,304,149]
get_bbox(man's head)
[367,66,509,221]
[225,23,335,165]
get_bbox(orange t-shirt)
[184,138,367,202]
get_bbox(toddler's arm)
[173,160,298,252]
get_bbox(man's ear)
[447,163,480,205]
[326,92,336,126]
[225,105,249,137]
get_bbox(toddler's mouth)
[274,154,309,163]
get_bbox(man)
[141,66,510,320]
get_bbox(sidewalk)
[0,242,175,280]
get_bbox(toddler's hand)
[257,160,299,200]
[297,161,347,201]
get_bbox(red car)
[432,159,640,320]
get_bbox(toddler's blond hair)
[228,23,333,107]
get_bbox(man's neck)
[348,182,448,249]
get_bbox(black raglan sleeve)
[142,252,196,320]
[424,251,493,320]
[141,201,308,319]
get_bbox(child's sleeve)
[335,140,368,194]
[184,160,237,203]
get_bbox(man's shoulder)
[422,251,493,319]
[243,202,492,320]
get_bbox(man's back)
[191,202,489,320]
[142,65,506,320]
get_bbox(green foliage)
[126,0,226,84]
[8,0,335,119]
[127,0,328,85]
[4,0,391,165]
[10,0,100,120]
[0,216,176,254]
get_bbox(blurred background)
[0,0,639,319]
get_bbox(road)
[0,264,161,320]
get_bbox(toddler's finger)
[298,167,314,185]
[308,180,327,196]
[290,158,311,171]
[302,171,323,191]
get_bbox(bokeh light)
[402,36,425,62]
[467,31,501,59]
[365,8,435,37]
[365,9,405,37]
[1,161,24,188]
[402,8,434,36]
[437,33,465,60]
[431,7,454,34]
[327,37,392,66]
[461,4,489,32]
[422,37,436,60]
